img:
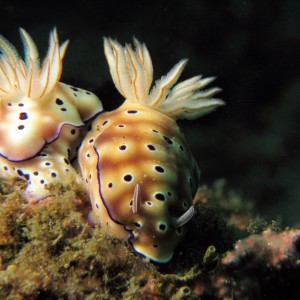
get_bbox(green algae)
[0,178,288,299]
[0,180,152,299]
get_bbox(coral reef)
[193,228,300,300]
[222,228,300,269]
[1,178,299,299]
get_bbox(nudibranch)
[79,38,224,262]
[0,28,103,199]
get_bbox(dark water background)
[1,0,299,226]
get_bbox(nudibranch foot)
[0,28,103,200]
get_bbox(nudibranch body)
[79,38,224,262]
[0,29,103,199]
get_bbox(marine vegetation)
[1,179,300,299]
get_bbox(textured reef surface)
[1,178,299,299]
[0,0,299,298]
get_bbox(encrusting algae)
[1,179,300,299]
[0,179,221,299]
[0,178,229,299]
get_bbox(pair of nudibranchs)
[0,28,224,263]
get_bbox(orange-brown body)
[79,37,224,262]
[79,102,200,262]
